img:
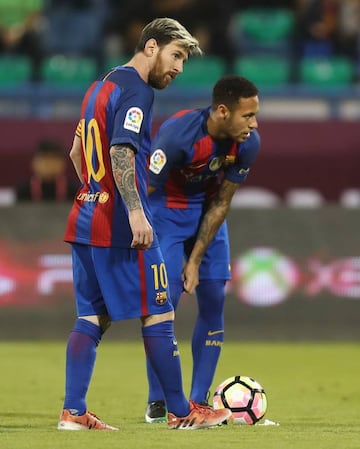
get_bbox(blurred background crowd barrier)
[0,0,360,340]
[0,117,359,206]
[0,205,360,340]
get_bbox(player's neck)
[124,53,151,84]
[207,114,223,140]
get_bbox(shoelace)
[189,400,214,415]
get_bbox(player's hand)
[182,259,200,294]
[128,209,153,250]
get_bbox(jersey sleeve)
[148,121,188,188]
[110,76,153,153]
[75,120,82,138]
[225,129,261,183]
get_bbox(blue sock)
[63,319,102,415]
[190,280,225,403]
[142,320,189,417]
[146,282,183,403]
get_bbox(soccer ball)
[213,375,267,425]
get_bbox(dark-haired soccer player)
[58,17,231,431]
[145,75,260,423]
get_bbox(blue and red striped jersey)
[148,107,261,208]
[64,66,158,248]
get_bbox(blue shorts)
[70,243,173,320]
[150,206,231,283]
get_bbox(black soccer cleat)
[145,400,167,423]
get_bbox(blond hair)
[135,17,203,57]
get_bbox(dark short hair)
[34,140,64,157]
[212,75,259,110]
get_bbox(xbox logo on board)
[232,247,299,306]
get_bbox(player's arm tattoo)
[191,179,239,264]
[110,144,142,211]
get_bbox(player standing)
[58,18,231,431]
[145,75,260,422]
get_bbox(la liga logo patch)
[124,107,143,133]
[149,149,167,174]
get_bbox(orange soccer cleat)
[167,400,231,430]
[57,409,118,431]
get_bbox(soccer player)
[145,75,261,423]
[58,18,231,431]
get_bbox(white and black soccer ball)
[213,375,267,425]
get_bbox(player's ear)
[144,38,158,57]
[218,104,229,120]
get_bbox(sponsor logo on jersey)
[149,149,167,174]
[188,162,207,170]
[77,191,109,203]
[239,167,250,175]
[225,155,236,164]
[209,156,225,171]
[123,107,143,133]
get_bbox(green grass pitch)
[1,340,360,449]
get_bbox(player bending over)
[145,75,261,422]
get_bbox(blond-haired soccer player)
[58,17,231,431]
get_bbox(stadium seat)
[235,55,291,86]
[230,8,295,55]
[173,56,225,87]
[0,55,32,86]
[299,57,354,86]
[42,55,97,87]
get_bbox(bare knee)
[79,314,111,333]
[141,311,175,327]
